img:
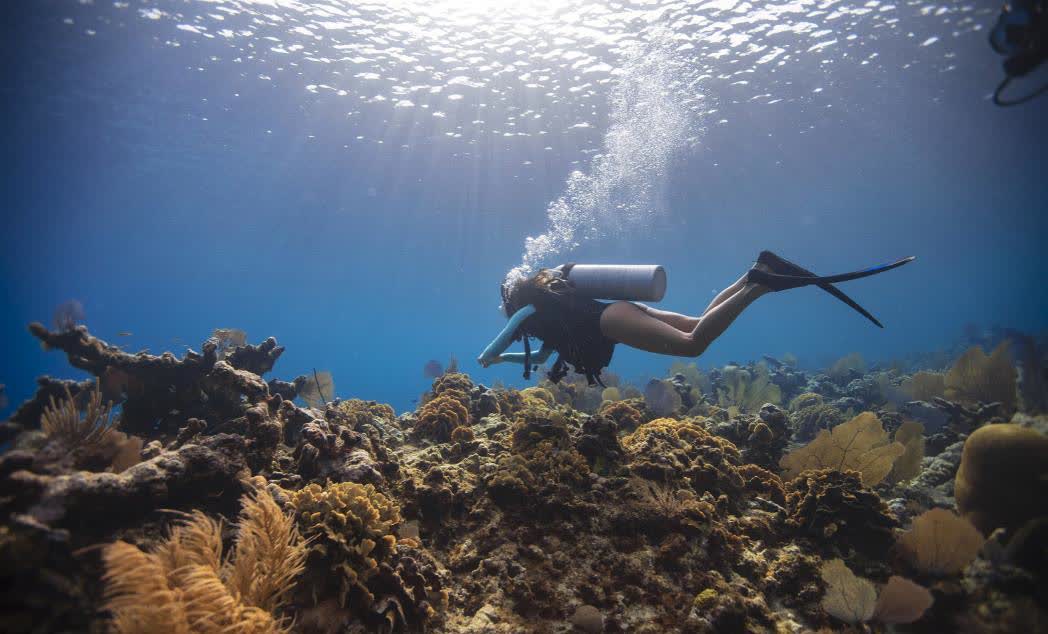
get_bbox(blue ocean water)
[2,0,1046,416]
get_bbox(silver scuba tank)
[556,264,667,302]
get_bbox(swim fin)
[756,251,886,328]
[748,254,916,326]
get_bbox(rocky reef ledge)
[1,324,1046,633]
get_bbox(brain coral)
[954,423,1048,535]
[289,481,401,608]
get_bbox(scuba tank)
[555,263,667,301]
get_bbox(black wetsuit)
[516,291,616,386]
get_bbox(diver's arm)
[477,305,536,366]
[497,342,554,365]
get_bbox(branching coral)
[213,328,247,359]
[945,343,1017,412]
[716,365,781,413]
[289,481,400,608]
[102,487,306,633]
[779,412,905,486]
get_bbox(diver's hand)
[477,354,500,368]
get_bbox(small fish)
[117,331,133,337]
[0,384,7,411]
[423,359,443,379]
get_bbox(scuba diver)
[478,252,915,386]
[990,0,1048,105]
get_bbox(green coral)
[716,365,781,413]
[289,481,401,608]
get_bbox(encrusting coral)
[102,486,306,633]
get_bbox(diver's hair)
[501,268,571,318]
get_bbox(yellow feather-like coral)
[41,383,119,448]
[102,488,304,634]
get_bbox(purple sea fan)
[644,378,682,417]
[53,300,85,332]
[423,360,443,379]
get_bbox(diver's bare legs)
[633,272,749,331]
[600,272,769,357]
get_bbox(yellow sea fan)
[779,412,905,486]
[945,343,1017,411]
[820,558,876,624]
[897,508,985,576]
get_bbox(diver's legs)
[701,272,749,316]
[601,280,768,357]
[630,272,750,333]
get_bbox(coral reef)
[3,324,1044,633]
